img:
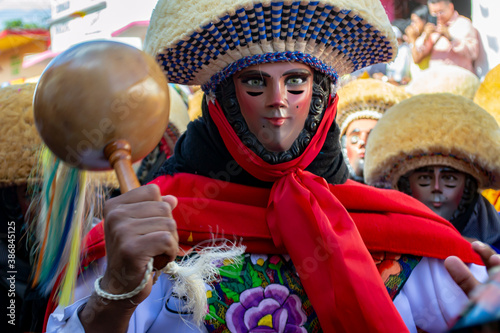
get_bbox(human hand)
[371,72,385,81]
[405,25,419,43]
[436,24,452,41]
[463,236,479,244]
[424,23,436,36]
[445,241,500,296]
[101,184,179,304]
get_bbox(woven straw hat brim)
[474,64,500,125]
[364,93,500,190]
[336,78,410,136]
[145,0,396,92]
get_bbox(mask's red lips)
[265,117,287,126]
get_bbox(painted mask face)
[344,118,378,178]
[233,62,313,152]
[408,165,466,221]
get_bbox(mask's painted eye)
[416,174,432,186]
[244,78,265,86]
[350,135,359,144]
[287,77,305,85]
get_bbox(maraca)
[33,40,170,270]
[33,40,170,193]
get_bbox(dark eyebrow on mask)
[413,166,435,173]
[439,166,460,173]
[237,70,270,78]
[282,69,312,76]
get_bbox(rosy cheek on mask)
[290,91,310,111]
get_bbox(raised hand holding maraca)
[33,41,179,331]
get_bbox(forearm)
[450,36,479,59]
[79,293,136,333]
[411,44,431,64]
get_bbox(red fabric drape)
[44,96,482,332]
[44,173,482,332]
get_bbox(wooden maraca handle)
[104,139,170,269]
[104,140,140,194]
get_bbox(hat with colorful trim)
[336,78,410,137]
[364,93,500,190]
[144,0,397,95]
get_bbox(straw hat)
[336,78,410,136]
[145,0,397,94]
[0,84,41,187]
[0,83,119,189]
[364,93,500,190]
[405,64,480,99]
[474,64,500,125]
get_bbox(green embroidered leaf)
[220,281,246,302]
[245,261,263,288]
[218,259,244,283]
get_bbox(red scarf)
[44,174,482,331]
[44,96,482,332]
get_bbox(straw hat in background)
[336,78,411,137]
[405,64,480,99]
[0,83,119,189]
[473,64,500,211]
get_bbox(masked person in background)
[45,1,497,332]
[337,78,410,183]
[365,93,500,252]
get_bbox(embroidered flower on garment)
[250,254,268,266]
[371,251,402,283]
[226,284,307,333]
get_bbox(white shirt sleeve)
[45,257,206,333]
[45,258,105,332]
[394,257,488,333]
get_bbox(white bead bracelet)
[94,258,154,301]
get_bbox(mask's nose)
[266,80,288,109]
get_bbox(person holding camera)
[414,0,479,73]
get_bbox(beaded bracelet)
[94,258,154,301]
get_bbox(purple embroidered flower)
[226,284,307,333]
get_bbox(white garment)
[46,257,488,333]
[387,43,412,83]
